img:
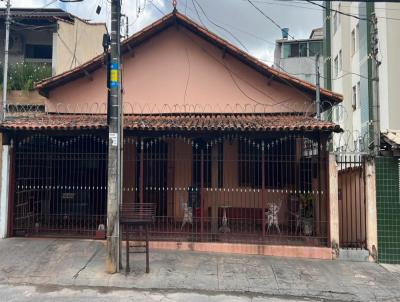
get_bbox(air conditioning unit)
[9,34,23,54]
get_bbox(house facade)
[0,12,348,259]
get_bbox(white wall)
[376,2,400,130]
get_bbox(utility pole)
[315,53,321,120]
[370,12,380,156]
[106,0,122,273]
[2,0,11,121]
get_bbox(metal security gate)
[122,133,329,246]
[337,154,367,249]
[12,133,108,238]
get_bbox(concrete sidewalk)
[0,238,399,301]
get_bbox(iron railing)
[12,132,329,247]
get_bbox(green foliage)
[299,193,314,218]
[0,62,52,92]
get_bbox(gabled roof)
[35,11,342,108]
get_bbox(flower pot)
[302,218,313,236]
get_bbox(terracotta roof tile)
[0,113,341,133]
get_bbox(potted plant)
[299,193,314,236]
[95,224,106,239]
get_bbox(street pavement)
[0,238,399,301]
[0,284,323,302]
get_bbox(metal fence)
[11,132,329,247]
[336,154,367,249]
[12,133,108,237]
[122,133,329,246]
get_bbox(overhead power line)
[305,0,367,21]
[192,0,249,52]
[246,0,295,39]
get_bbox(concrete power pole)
[2,0,11,121]
[106,0,122,273]
[315,53,321,120]
[370,12,380,156]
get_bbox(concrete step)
[338,248,370,262]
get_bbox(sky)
[0,0,324,64]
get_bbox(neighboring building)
[0,11,346,260]
[0,8,106,76]
[274,27,324,86]
[323,2,400,151]
[324,2,400,263]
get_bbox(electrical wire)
[246,0,295,39]
[261,57,370,81]
[305,0,367,21]
[192,0,249,52]
[179,27,315,111]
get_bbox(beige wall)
[53,19,106,76]
[46,26,314,113]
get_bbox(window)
[25,44,52,60]
[238,140,261,188]
[352,85,357,110]
[309,41,322,56]
[288,43,299,57]
[299,42,308,57]
[282,43,300,58]
[333,4,341,34]
[357,81,361,107]
[192,142,212,188]
[217,143,224,188]
[238,139,296,189]
[282,43,291,58]
[333,12,338,34]
[338,50,342,72]
[351,29,356,56]
[356,23,359,50]
[334,55,339,77]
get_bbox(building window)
[238,139,296,189]
[356,23,359,50]
[338,50,342,72]
[299,42,308,57]
[352,85,357,110]
[217,143,224,188]
[309,41,322,56]
[25,44,52,60]
[288,43,299,57]
[334,55,339,77]
[333,11,338,34]
[192,143,212,188]
[282,43,301,58]
[357,81,361,107]
[351,29,356,56]
[333,4,341,35]
[238,140,261,188]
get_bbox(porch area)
[122,132,329,247]
[6,112,335,249]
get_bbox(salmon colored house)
[0,11,343,259]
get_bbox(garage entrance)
[11,133,107,238]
